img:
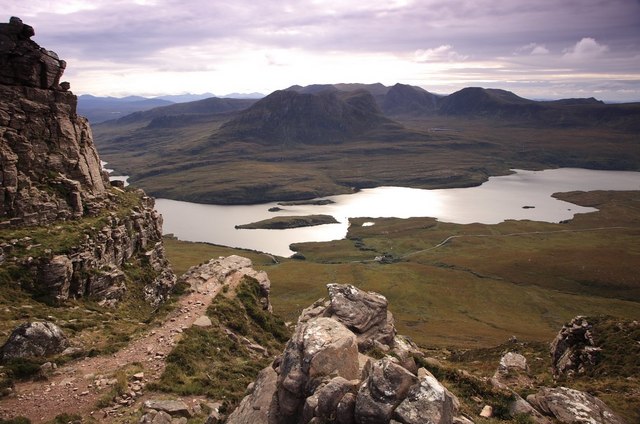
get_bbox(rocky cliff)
[1,17,109,227]
[0,17,175,306]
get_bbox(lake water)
[154,168,640,257]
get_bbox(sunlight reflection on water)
[156,168,640,257]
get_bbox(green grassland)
[164,190,640,349]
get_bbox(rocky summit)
[0,17,175,307]
[226,285,629,424]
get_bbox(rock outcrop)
[550,316,601,378]
[1,16,110,227]
[0,321,69,360]
[229,283,462,424]
[0,18,176,305]
[527,387,625,424]
[179,254,272,311]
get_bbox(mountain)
[153,92,216,103]
[113,96,257,126]
[92,81,640,204]
[382,83,440,116]
[437,87,640,129]
[77,94,174,123]
[218,88,403,145]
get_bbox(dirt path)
[0,256,252,422]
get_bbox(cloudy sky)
[6,0,640,101]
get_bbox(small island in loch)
[235,214,339,229]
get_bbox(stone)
[527,387,625,424]
[143,400,192,418]
[270,316,359,423]
[0,321,69,360]
[193,315,212,327]
[139,410,173,424]
[304,317,359,380]
[550,316,601,378]
[336,392,356,424]
[315,377,357,421]
[394,371,457,424]
[326,283,396,349]
[509,396,552,424]
[226,366,277,424]
[36,255,73,301]
[354,357,418,424]
[492,351,532,388]
[479,405,493,418]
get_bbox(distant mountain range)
[92,82,640,204]
[78,92,264,123]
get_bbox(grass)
[157,190,640,421]
[0,189,181,388]
[150,276,289,410]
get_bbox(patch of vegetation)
[0,418,30,424]
[0,189,182,390]
[415,355,515,420]
[150,276,289,408]
[235,214,339,229]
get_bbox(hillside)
[217,88,403,145]
[92,81,640,204]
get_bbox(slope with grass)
[93,84,640,204]
[163,190,640,350]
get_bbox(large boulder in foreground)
[0,321,69,360]
[527,386,625,424]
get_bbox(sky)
[5,0,640,101]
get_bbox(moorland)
[92,83,640,204]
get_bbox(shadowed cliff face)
[0,17,109,226]
[218,89,402,146]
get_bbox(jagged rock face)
[0,18,176,306]
[355,357,418,424]
[527,387,625,424]
[298,283,396,351]
[0,321,69,360]
[0,17,109,226]
[0,17,66,90]
[231,284,461,424]
[24,194,176,306]
[550,316,601,378]
[394,369,457,424]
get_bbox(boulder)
[354,357,418,424]
[550,316,601,378]
[36,255,73,300]
[393,369,457,424]
[326,283,396,349]
[270,316,359,423]
[139,410,173,424]
[527,386,625,424]
[0,321,69,360]
[227,366,277,424]
[143,399,192,418]
[492,351,532,387]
